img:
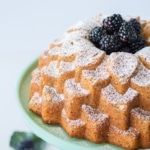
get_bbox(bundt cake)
[29,13,150,149]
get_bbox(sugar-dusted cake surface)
[29,13,150,149]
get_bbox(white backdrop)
[0,0,150,149]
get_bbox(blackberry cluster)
[89,14,147,54]
[17,139,35,150]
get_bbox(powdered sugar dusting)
[30,92,42,103]
[65,29,89,40]
[64,78,89,97]
[42,61,59,77]
[40,50,49,58]
[136,46,150,68]
[50,38,62,49]
[59,61,75,74]
[108,52,138,83]
[48,47,61,56]
[101,84,122,104]
[131,63,150,86]
[67,19,99,32]
[122,88,138,103]
[42,60,76,78]
[82,104,109,124]
[94,56,110,80]
[76,47,105,67]
[31,68,41,85]
[110,125,139,139]
[101,84,138,104]
[43,85,64,103]
[131,107,150,121]
[62,109,85,127]
[82,56,110,85]
[62,38,94,54]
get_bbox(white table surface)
[1,0,150,149]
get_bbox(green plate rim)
[16,58,123,150]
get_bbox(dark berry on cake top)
[119,46,131,53]
[99,35,122,55]
[102,14,123,33]
[128,18,141,34]
[89,14,147,54]
[129,35,147,53]
[89,26,106,46]
[118,21,137,43]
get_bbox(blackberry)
[102,14,123,33]
[99,35,122,54]
[89,26,106,46]
[129,35,147,53]
[118,21,137,43]
[17,139,35,150]
[119,46,131,53]
[128,18,141,34]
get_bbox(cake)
[29,13,150,149]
